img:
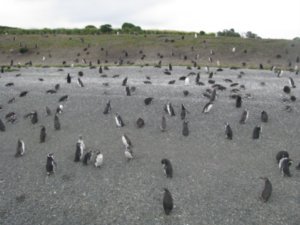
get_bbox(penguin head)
[47,153,54,158]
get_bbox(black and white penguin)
[260,177,272,202]
[122,77,128,86]
[236,95,242,108]
[184,76,190,85]
[56,104,63,114]
[261,111,268,123]
[59,95,69,102]
[40,126,46,143]
[165,102,176,116]
[239,109,249,124]
[74,142,83,162]
[103,100,111,114]
[252,126,262,139]
[180,104,188,120]
[115,113,124,127]
[31,111,38,124]
[125,86,131,96]
[161,159,173,178]
[163,188,173,215]
[136,118,145,128]
[83,151,93,165]
[46,106,52,116]
[15,139,25,157]
[276,151,289,163]
[144,97,153,105]
[225,122,233,140]
[94,151,103,167]
[66,73,71,83]
[122,134,132,148]
[288,77,296,88]
[195,72,200,85]
[279,157,292,177]
[124,146,134,160]
[0,118,6,132]
[202,102,213,113]
[182,120,189,137]
[77,77,84,87]
[160,115,167,132]
[54,114,61,130]
[46,153,56,175]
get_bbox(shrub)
[19,47,29,54]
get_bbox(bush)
[19,47,29,54]
[100,24,113,33]
[217,28,241,37]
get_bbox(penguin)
[103,100,111,114]
[54,84,60,91]
[184,76,190,85]
[180,104,188,120]
[46,106,52,116]
[202,102,213,113]
[276,151,289,163]
[54,114,61,130]
[83,151,93,165]
[19,91,28,97]
[279,157,292,177]
[74,142,83,162]
[59,95,69,102]
[183,90,189,97]
[260,177,272,202]
[66,73,71,83]
[40,126,46,143]
[124,146,134,160]
[77,136,85,151]
[236,95,242,108]
[15,139,25,157]
[225,123,233,140]
[210,88,217,102]
[99,66,103,73]
[160,115,167,132]
[77,77,84,87]
[115,113,124,127]
[56,104,63,114]
[252,126,261,139]
[239,109,249,124]
[122,134,132,148]
[182,120,189,137]
[122,77,128,86]
[94,151,103,167]
[31,111,38,124]
[125,86,131,96]
[195,73,200,85]
[163,188,173,215]
[161,159,173,178]
[46,153,56,175]
[144,97,153,105]
[165,102,175,116]
[169,63,172,71]
[136,118,145,128]
[261,111,268,123]
[288,77,296,88]
[0,118,6,132]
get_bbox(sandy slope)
[0,66,299,225]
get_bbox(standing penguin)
[180,104,188,120]
[165,102,176,116]
[236,95,242,108]
[74,142,83,162]
[239,109,249,124]
[122,134,132,148]
[99,66,102,74]
[94,151,103,167]
[260,177,272,202]
[54,114,61,130]
[225,123,233,140]
[202,102,213,113]
[82,151,93,165]
[161,159,173,178]
[184,76,190,85]
[136,118,145,128]
[261,111,268,123]
[40,126,46,143]
[15,139,25,157]
[279,157,292,177]
[288,77,296,88]
[56,105,63,114]
[125,86,131,96]
[66,73,71,83]
[31,111,38,124]
[77,77,84,87]
[77,135,85,151]
[115,113,124,127]
[276,151,289,163]
[163,188,173,215]
[122,77,128,86]
[0,118,6,132]
[160,115,167,132]
[210,88,217,102]
[252,126,262,139]
[46,153,56,175]
[182,120,189,137]
[103,100,111,114]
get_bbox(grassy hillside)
[0,33,299,69]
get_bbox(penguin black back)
[0,118,6,132]
[125,86,131,96]
[144,97,153,105]
[180,104,187,120]
[46,153,56,175]
[54,114,61,130]
[225,123,233,140]
[40,126,46,143]
[83,151,92,165]
[252,126,261,139]
[260,177,272,202]
[103,100,111,114]
[163,188,173,215]
[136,118,145,128]
[236,95,242,108]
[161,159,173,178]
[67,73,71,83]
[182,120,189,136]
[74,142,83,162]
[261,111,268,122]
[31,111,38,124]
[160,115,166,132]
[122,77,128,86]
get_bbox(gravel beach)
[0,66,299,225]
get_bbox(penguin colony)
[1,47,299,222]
